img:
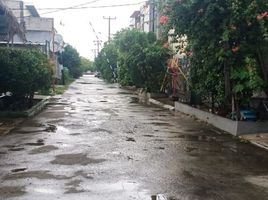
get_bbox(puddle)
[25,141,45,146]
[29,145,59,155]
[11,168,27,173]
[154,147,165,150]
[51,153,106,166]
[9,148,25,152]
[77,82,93,85]
[4,170,68,180]
[143,134,155,138]
[151,122,170,126]
[126,137,136,142]
[91,128,112,134]
[70,133,81,136]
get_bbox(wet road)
[0,74,268,200]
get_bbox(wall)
[175,101,268,136]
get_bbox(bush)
[62,45,82,78]
[0,48,52,108]
[115,29,170,92]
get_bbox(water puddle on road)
[50,153,106,166]
[11,168,27,173]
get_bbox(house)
[0,0,25,44]
[1,0,64,80]
[130,1,160,38]
[130,11,141,30]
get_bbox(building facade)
[130,1,160,38]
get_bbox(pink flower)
[257,12,268,21]
[232,46,240,53]
[160,16,169,25]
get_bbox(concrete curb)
[0,95,51,136]
[249,141,268,151]
[149,98,175,111]
[239,135,268,151]
[0,96,50,118]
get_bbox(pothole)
[11,168,27,173]
[29,145,59,155]
[9,148,25,152]
[50,153,106,166]
[126,137,136,142]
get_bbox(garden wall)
[175,101,268,136]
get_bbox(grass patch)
[53,78,75,95]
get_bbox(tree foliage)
[94,42,118,82]
[115,30,169,91]
[0,48,52,107]
[80,57,95,72]
[163,0,268,110]
[62,45,82,78]
[95,29,170,92]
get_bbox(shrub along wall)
[0,48,52,109]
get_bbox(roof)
[26,5,40,17]
[130,10,140,18]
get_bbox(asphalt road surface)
[0,75,268,200]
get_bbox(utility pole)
[92,49,97,59]
[103,16,116,42]
[93,40,102,54]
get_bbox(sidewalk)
[150,97,268,151]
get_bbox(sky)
[25,0,144,60]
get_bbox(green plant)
[62,45,82,78]
[114,29,170,92]
[94,42,118,82]
[162,0,267,111]
[0,48,52,107]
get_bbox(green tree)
[94,42,118,82]
[80,57,95,72]
[62,45,82,78]
[114,29,169,91]
[163,0,267,111]
[0,48,52,108]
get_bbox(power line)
[16,1,146,18]
[38,0,103,15]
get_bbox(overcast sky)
[25,0,143,59]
